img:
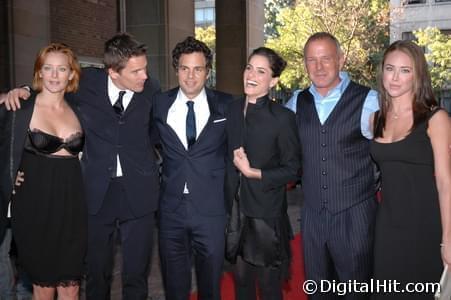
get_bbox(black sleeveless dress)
[11,129,87,287]
[370,110,442,299]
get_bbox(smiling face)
[176,52,209,99]
[304,38,344,96]
[382,50,415,101]
[39,52,74,94]
[243,54,278,102]
[109,54,148,92]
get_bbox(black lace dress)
[11,129,87,287]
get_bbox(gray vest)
[297,81,375,214]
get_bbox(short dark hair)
[172,36,213,70]
[103,33,147,72]
[248,47,287,77]
[303,32,342,58]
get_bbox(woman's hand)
[233,147,250,173]
[233,147,261,179]
[12,171,25,194]
[442,242,451,267]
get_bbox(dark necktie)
[113,91,126,117]
[186,100,196,148]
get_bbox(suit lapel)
[163,89,186,151]
[196,88,219,142]
[95,72,117,118]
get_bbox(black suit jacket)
[0,94,81,242]
[153,87,233,216]
[70,68,161,216]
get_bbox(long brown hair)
[374,40,437,138]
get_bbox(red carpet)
[190,234,308,300]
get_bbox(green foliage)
[195,26,216,52]
[414,27,451,91]
[195,26,217,87]
[264,0,296,39]
[265,0,389,90]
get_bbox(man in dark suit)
[292,32,379,299]
[3,33,161,300]
[153,36,232,300]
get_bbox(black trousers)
[86,178,155,300]
[234,257,283,300]
[159,195,226,300]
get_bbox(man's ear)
[338,52,345,70]
[108,68,120,80]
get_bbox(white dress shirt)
[108,76,134,177]
[166,88,210,149]
[167,88,210,193]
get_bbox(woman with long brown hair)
[371,40,451,299]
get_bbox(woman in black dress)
[371,40,451,299]
[225,47,301,300]
[0,43,86,299]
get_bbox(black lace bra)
[25,128,84,156]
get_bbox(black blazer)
[153,87,233,216]
[0,93,81,242]
[225,95,301,218]
[69,68,161,216]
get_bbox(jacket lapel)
[196,88,219,142]
[163,89,186,151]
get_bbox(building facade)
[0,0,264,94]
[390,0,451,112]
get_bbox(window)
[195,8,215,26]
[402,32,416,41]
[435,0,451,2]
[406,0,426,3]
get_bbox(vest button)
[322,171,327,175]
[321,129,326,134]
[119,120,125,125]
[321,143,326,147]
[321,157,327,161]
[322,185,328,190]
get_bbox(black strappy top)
[24,128,84,156]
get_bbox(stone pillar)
[126,0,194,91]
[215,0,264,95]
[9,0,50,86]
[0,0,11,91]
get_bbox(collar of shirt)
[308,71,351,124]
[107,76,134,110]
[308,71,350,104]
[167,87,210,149]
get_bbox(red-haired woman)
[0,43,86,300]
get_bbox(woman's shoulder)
[428,107,450,126]
[269,100,296,119]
